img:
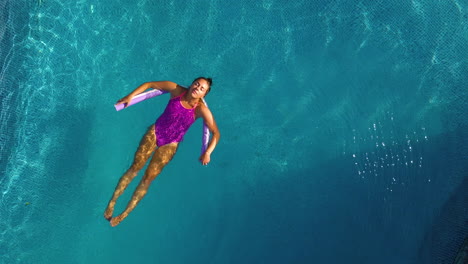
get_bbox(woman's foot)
[110,213,127,227]
[104,202,115,221]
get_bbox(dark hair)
[194,77,212,96]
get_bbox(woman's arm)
[130,81,179,97]
[198,104,220,165]
[117,81,182,107]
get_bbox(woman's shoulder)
[197,99,209,109]
[170,85,188,98]
[195,100,211,117]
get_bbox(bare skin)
[103,124,157,221]
[104,78,221,227]
[105,125,179,227]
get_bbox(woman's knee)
[142,166,162,183]
[145,155,171,176]
[130,162,145,172]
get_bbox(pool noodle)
[114,89,211,154]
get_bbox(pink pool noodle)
[114,89,210,154]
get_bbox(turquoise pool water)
[0,0,467,263]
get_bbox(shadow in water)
[417,176,468,264]
[20,104,94,263]
[237,123,467,264]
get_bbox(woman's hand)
[199,152,211,166]
[116,95,134,108]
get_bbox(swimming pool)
[0,0,466,263]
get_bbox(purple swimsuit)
[154,91,198,147]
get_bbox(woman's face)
[189,79,209,98]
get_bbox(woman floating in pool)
[104,77,220,227]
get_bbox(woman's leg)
[104,124,157,220]
[110,142,178,227]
